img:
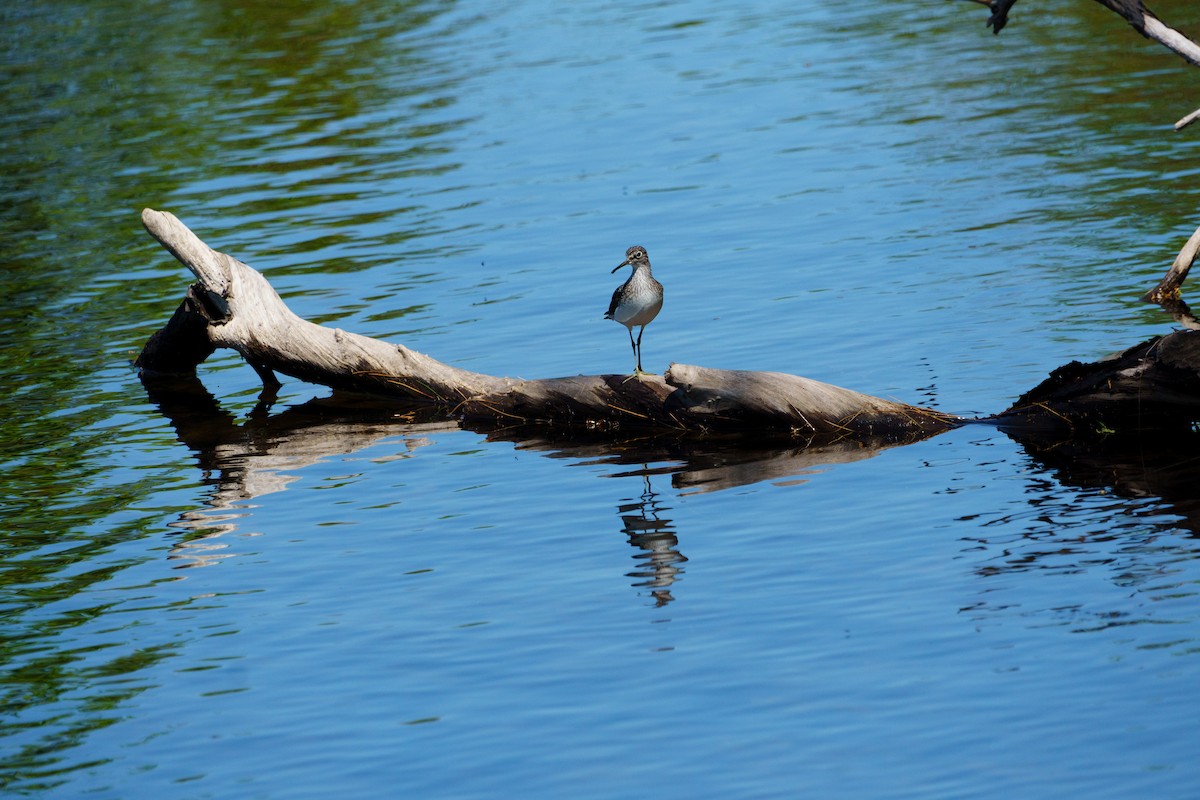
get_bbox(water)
[3,1,1200,797]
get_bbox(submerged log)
[135,209,958,442]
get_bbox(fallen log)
[137,209,1200,441]
[136,209,960,442]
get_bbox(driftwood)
[991,226,1200,433]
[136,209,959,443]
[137,209,1200,444]
[961,0,1200,129]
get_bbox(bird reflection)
[617,473,686,606]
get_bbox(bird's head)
[612,245,649,273]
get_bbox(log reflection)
[955,427,1200,647]
[1003,426,1200,536]
[144,374,1200,626]
[476,425,900,495]
[142,375,457,566]
[142,377,905,577]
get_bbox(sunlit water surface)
[2,1,1200,797]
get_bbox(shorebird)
[605,245,663,379]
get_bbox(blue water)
[3,1,1200,798]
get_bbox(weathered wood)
[454,365,958,437]
[1093,0,1200,68]
[660,364,954,436]
[137,209,960,440]
[139,209,516,402]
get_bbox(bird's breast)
[612,271,663,327]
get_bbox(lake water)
[3,1,1200,797]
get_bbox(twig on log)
[1174,106,1200,130]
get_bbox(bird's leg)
[629,326,653,381]
[621,328,642,383]
[635,326,646,373]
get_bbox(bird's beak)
[611,259,630,274]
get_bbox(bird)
[605,245,663,380]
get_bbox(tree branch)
[1144,223,1200,303]
[958,0,1200,128]
[1094,0,1200,68]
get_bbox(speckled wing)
[604,284,623,320]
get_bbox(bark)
[135,288,215,375]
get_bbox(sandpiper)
[605,245,663,379]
